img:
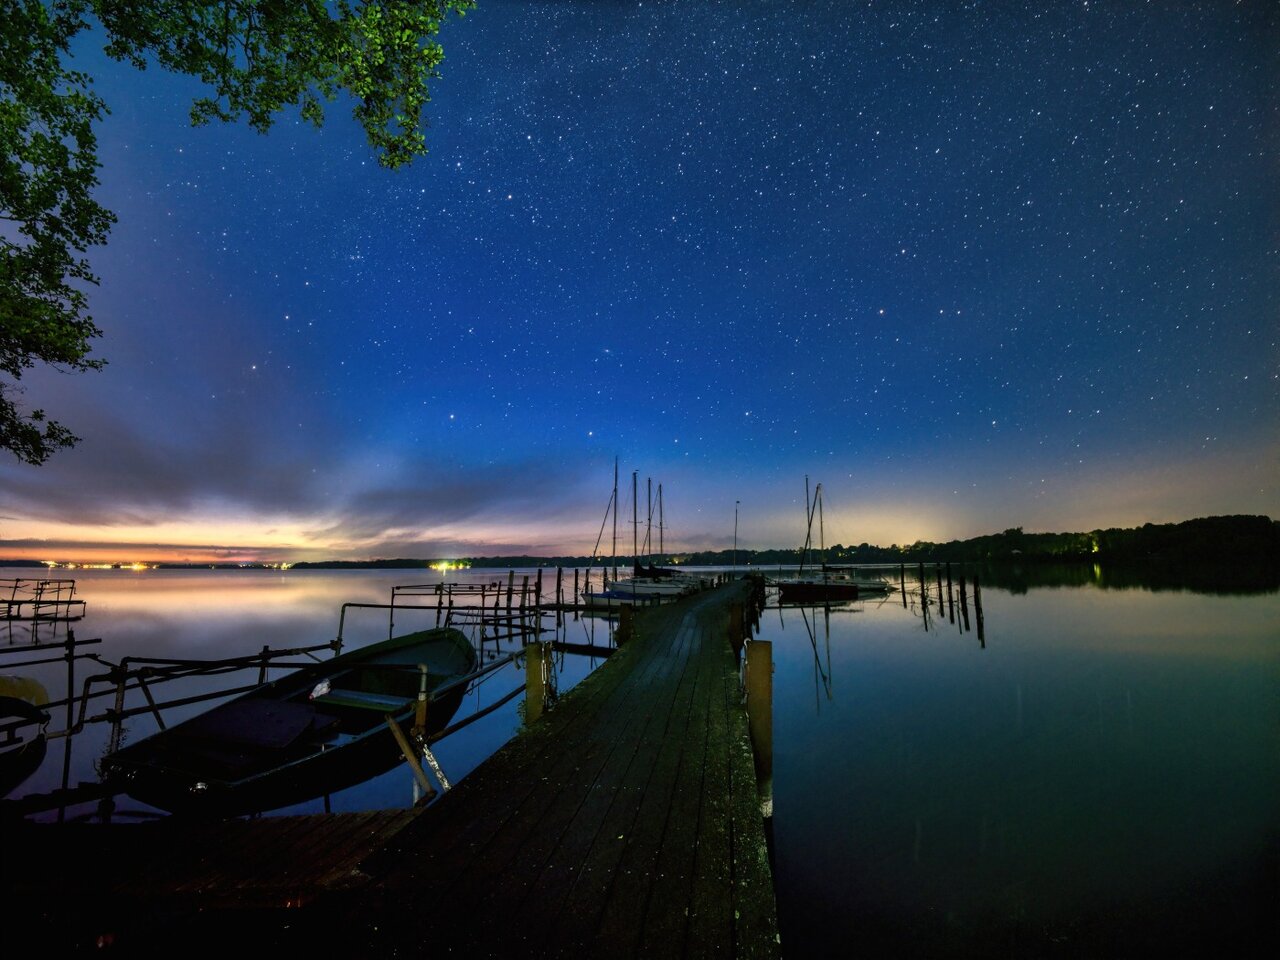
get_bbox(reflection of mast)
[800,605,833,706]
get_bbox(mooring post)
[555,566,563,606]
[959,575,971,632]
[258,644,270,684]
[524,641,552,723]
[946,562,955,623]
[974,574,985,644]
[745,640,774,805]
[616,604,634,645]
[507,570,515,612]
[729,601,745,653]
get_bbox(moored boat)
[101,627,476,817]
[579,589,668,610]
[775,579,861,604]
[604,578,689,596]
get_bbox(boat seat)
[173,698,338,751]
[313,689,413,713]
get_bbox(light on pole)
[733,500,740,577]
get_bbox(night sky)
[2,0,1276,563]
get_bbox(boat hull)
[102,628,475,817]
[775,580,861,604]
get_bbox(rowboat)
[101,627,476,817]
[0,682,50,798]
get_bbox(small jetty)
[2,580,780,957]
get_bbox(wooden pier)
[1,580,779,957]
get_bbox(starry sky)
[1,0,1276,563]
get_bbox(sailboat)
[605,476,703,600]
[773,478,891,604]
[580,463,671,609]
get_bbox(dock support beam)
[745,639,773,814]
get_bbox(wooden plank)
[416,614,700,956]
[541,624,705,956]
[514,624,703,956]
[637,618,717,956]
[589,613,714,956]
[687,629,737,959]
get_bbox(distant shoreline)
[4,514,1275,571]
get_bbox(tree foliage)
[0,0,473,464]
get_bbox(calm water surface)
[3,565,1276,956]
[1,567,615,819]
[767,570,1278,958]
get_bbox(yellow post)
[745,640,773,787]
[525,641,551,723]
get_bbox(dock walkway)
[1,581,778,957]
[351,578,779,958]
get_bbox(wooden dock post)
[729,601,745,653]
[524,641,552,724]
[946,563,955,623]
[959,575,971,632]
[506,570,515,612]
[974,574,985,645]
[745,640,773,802]
[555,566,563,606]
[616,604,634,645]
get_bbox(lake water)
[2,564,1276,956]
[766,565,1278,958]
[1,567,617,820]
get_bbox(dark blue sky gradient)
[2,0,1275,561]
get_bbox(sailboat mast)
[646,476,652,564]
[658,483,664,557]
[612,457,618,581]
[817,483,826,581]
[800,474,813,574]
[632,470,639,573]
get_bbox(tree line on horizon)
[7,515,1273,570]
[285,515,1278,569]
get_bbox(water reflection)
[767,564,1279,958]
[977,560,1280,595]
[0,567,618,822]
